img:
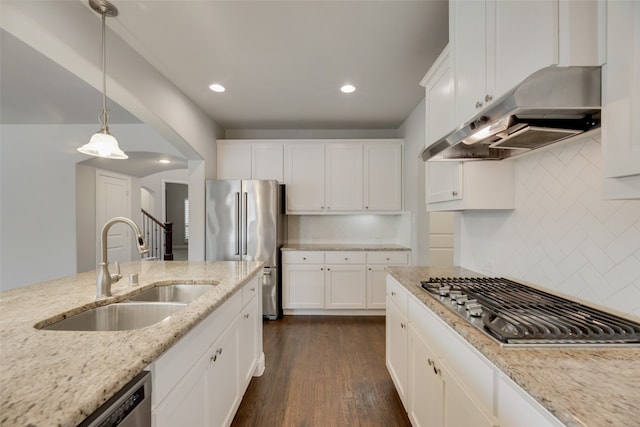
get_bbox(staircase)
[141,209,173,261]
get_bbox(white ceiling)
[1,0,449,130]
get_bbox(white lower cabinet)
[283,250,409,313]
[387,275,562,427]
[386,289,408,408]
[151,276,262,427]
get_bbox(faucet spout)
[96,217,150,298]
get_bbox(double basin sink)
[40,283,216,332]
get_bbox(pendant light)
[77,0,127,159]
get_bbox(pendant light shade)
[78,0,128,159]
[78,130,128,159]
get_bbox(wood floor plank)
[232,316,411,427]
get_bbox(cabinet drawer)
[282,251,324,264]
[325,251,366,264]
[242,276,259,306]
[386,276,408,314]
[367,251,409,265]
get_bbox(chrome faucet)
[96,217,149,298]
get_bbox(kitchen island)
[0,260,263,426]
[387,266,640,427]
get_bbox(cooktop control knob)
[439,286,451,297]
[456,295,468,305]
[450,290,462,300]
[466,303,483,317]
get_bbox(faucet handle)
[111,261,122,283]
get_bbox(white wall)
[397,98,429,265]
[457,133,640,317]
[1,125,86,290]
[287,215,403,244]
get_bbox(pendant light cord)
[100,12,109,132]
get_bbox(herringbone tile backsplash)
[459,134,640,317]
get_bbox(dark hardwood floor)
[231,315,411,427]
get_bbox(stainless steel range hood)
[421,66,601,161]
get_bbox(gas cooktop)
[420,277,640,347]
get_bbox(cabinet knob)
[368,267,372,271]
[452,191,458,196]
[475,101,483,109]
[386,257,390,261]
[244,313,250,319]
[365,206,369,209]
[485,94,493,102]
[327,267,331,271]
[303,257,307,260]
[320,267,324,271]
[211,355,217,363]
[400,322,406,329]
[344,257,348,261]
[391,291,396,296]
[427,358,434,367]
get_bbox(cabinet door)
[252,143,284,181]
[493,0,557,96]
[217,142,252,180]
[452,0,488,124]
[386,297,408,408]
[239,296,260,389]
[426,162,462,204]
[326,143,363,211]
[284,143,325,212]
[441,361,496,427]
[209,318,242,427]
[366,266,388,309]
[154,351,209,427]
[283,264,325,309]
[325,264,366,309]
[364,142,402,212]
[603,0,640,179]
[423,47,455,147]
[408,326,443,427]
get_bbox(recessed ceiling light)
[158,159,171,164]
[209,83,226,93]
[340,84,356,94]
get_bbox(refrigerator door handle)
[242,191,248,256]
[235,192,241,255]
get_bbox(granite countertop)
[282,243,410,251]
[387,266,640,427]
[0,260,263,427]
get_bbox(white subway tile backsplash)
[459,135,640,317]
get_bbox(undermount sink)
[127,283,215,303]
[41,302,186,331]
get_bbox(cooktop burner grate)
[420,277,640,346]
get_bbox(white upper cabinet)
[426,161,514,212]
[602,0,640,198]
[420,45,454,148]
[284,139,403,214]
[326,143,363,212]
[217,142,252,180]
[364,142,403,211]
[284,142,326,212]
[252,143,284,181]
[451,0,602,125]
[217,140,284,181]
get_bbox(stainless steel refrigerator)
[205,180,286,319]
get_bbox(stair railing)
[141,209,174,261]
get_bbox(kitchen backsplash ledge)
[458,134,640,317]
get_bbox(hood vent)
[421,66,601,161]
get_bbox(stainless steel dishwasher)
[78,371,151,427]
